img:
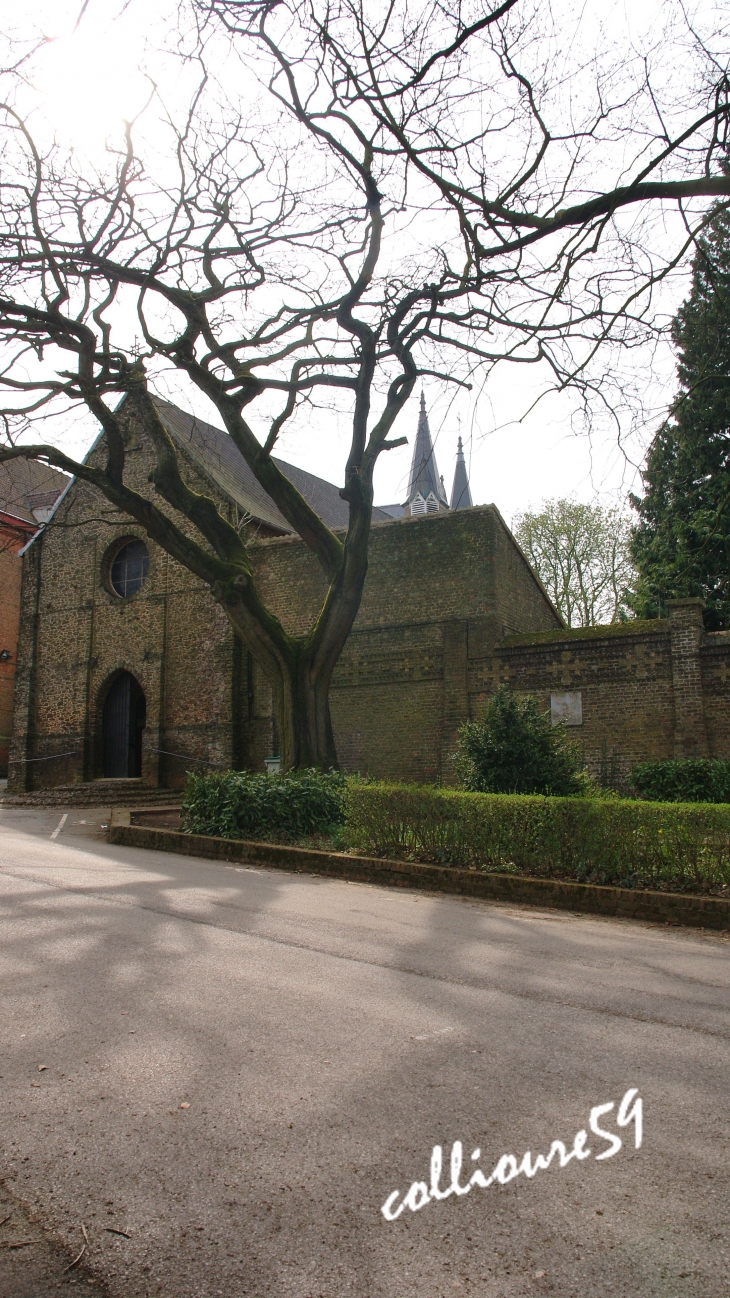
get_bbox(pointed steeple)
[405,392,449,513]
[450,436,473,510]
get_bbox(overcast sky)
[5,0,721,524]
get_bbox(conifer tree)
[630,202,730,630]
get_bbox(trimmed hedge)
[632,758,730,804]
[182,768,345,842]
[343,782,730,893]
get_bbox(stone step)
[0,782,183,808]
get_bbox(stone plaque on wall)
[551,691,583,726]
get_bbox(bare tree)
[0,0,728,767]
[513,499,635,626]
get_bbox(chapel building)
[8,395,730,797]
[8,396,562,793]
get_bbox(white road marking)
[50,813,68,840]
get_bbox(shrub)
[343,782,730,893]
[632,758,730,804]
[454,684,586,796]
[182,768,346,841]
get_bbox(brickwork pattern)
[12,423,562,789]
[700,631,730,761]
[490,624,677,788]
[250,506,562,780]
[667,598,709,757]
[0,517,35,775]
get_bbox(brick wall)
[249,506,561,781]
[488,621,676,788]
[0,516,36,776]
[479,604,730,789]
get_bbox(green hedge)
[632,758,730,804]
[182,769,345,842]
[343,782,730,892]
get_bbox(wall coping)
[501,618,669,650]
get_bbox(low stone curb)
[108,817,730,931]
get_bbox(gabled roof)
[0,458,69,525]
[155,400,394,531]
[405,393,448,507]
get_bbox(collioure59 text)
[381,1088,643,1221]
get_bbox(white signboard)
[551,691,583,726]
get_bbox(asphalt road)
[1,805,729,1298]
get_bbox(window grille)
[110,539,150,598]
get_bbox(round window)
[109,539,149,598]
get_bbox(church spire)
[450,436,473,510]
[405,392,449,514]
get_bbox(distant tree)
[630,202,730,630]
[513,500,635,627]
[454,685,586,796]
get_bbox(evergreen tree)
[630,201,730,630]
[454,685,586,797]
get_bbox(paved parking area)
[1,806,729,1297]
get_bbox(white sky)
[2,0,718,524]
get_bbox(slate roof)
[0,458,69,525]
[450,436,473,510]
[155,400,394,532]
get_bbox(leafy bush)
[454,684,586,796]
[632,758,730,804]
[343,782,730,893]
[182,768,346,842]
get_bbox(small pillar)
[441,621,469,783]
[667,598,708,758]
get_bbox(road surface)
[1,805,728,1298]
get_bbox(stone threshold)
[0,785,183,808]
[109,811,730,932]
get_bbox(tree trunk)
[220,497,372,773]
[273,652,339,770]
[222,603,344,771]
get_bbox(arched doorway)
[102,673,146,778]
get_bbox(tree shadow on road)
[1,826,728,1298]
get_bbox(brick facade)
[0,513,36,776]
[8,419,730,793]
